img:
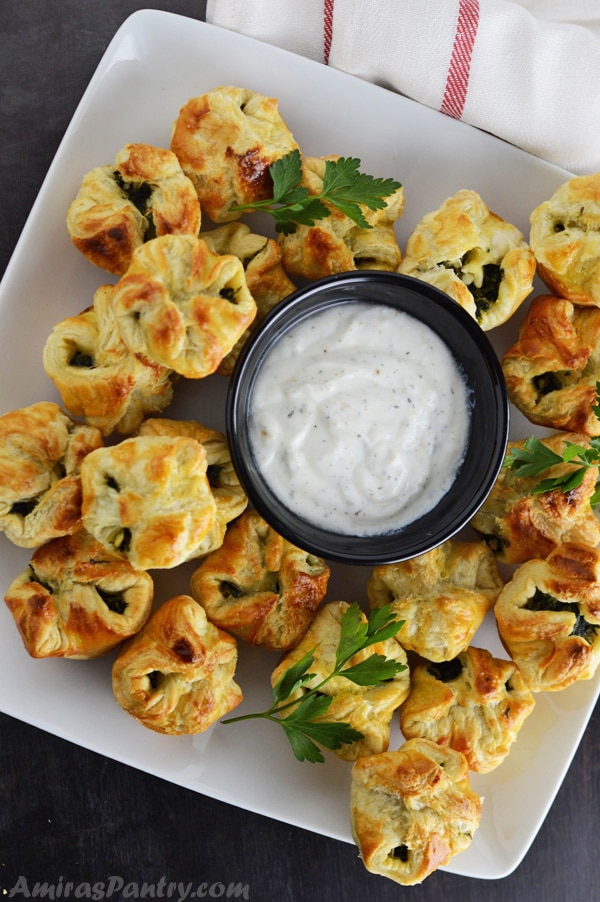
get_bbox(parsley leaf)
[228,149,402,235]
[221,603,406,763]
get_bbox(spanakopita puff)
[4,531,154,660]
[529,173,600,306]
[278,155,404,281]
[189,510,329,650]
[270,601,409,759]
[398,189,536,330]
[0,401,103,548]
[471,432,600,564]
[67,143,201,276]
[200,223,296,374]
[367,540,503,662]
[135,418,247,557]
[80,435,217,570]
[43,285,174,437]
[350,738,482,886]
[502,295,600,436]
[399,647,535,773]
[112,594,243,735]
[169,85,299,223]
[110,234,257,378]
[494,543,600,692]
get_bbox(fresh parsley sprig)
[504,381,600,504]
[229,149,402,236]
[221,603,406,763]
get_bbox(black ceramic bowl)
[226,271,509,565]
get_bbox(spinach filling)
[427,658,464,683]
[113,170,156,239]
[524,588,598,643]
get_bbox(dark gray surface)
[1,3,599,900]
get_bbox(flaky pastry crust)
[529,172,600,306]
[135,418,247,557]
[270,601,409,759]
[399,646,535,772]
[4,530,154,659]
[399,189,536,329]
[110,235,257,378]
[190,510,329,650]
[81,435,217,570]
[0,401,103,548]
[200,223,296,374]
[278,155,404,281]
[350,738,482,886]
[471,432,600,564]
[112,594,243,734]
[43,284,174,436]
[494,542,600,691]
[170,85,299,223]
[367,540,503,662]
[67,143,201,276]
[502,294,600,435]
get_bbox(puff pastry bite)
[190,510,329,650]
[471,432,600,564]
[367,540,503,662]
[0,401,103,548]
[200,223,296,374]
[529,172,600,306]
[4,530,153,659]
[67,143,201,276]
[81,435,217,570]
[110,235,257,378]
[170,85,299,223]
[350,738,482,886]
[398,189,536,330]
[112,594,243,734]
[278,155,404,281]
[502,294,600,435]
[135,418,247,557]
[494,542,600,692]
[43,284,174,436]
[399,647,535,772]
[270,601,409,759]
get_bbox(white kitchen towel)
[206,0,600,175]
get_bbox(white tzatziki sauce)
[248,302,471,536]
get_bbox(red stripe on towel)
[323,0,334,64]
[441,0,480,119]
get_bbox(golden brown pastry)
[367,540,503,662]
[270,601,409,759]
[190,509,329,650]
[529,172,600,306]
[350,738,482,886]
[398,189,536,329]
[110,235,257,378]
[494,542,600,691]
[399,647,535,772]
[4,530,154,659]
[502,294,600,435]
[471,432,600,564]
[112,594,243,734]
[43,284,174,436]
[135,418,247,557]
[200,223,296,374]
[0,401,103,548]
[67,143,201,276]
[278,155,404,281]
[80,435,217,570]
[170,85,299,223]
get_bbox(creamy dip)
[248,302,471,536]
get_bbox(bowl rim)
[226,270,509,565]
